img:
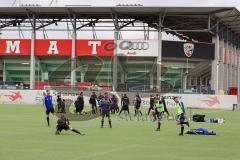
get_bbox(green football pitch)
[0,105,239,160]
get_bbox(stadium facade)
[0,6,239,96]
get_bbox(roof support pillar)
[2,60,6,82]
[211,27,220,94]
[223,41,229,92]
[218,39,225,91]
[228,36,233,88]
[71,13,76,86]
[232,45,237,87]
[208,14,211,31]
[156,14,162,92]
[237,40,240,108]
[30,14,36,89]
[112,13,119,91]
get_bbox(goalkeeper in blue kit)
[43,90,55,127]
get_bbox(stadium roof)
[0,6,240,43]
[0,6,236,17]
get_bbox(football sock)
[109,120,112,128]
[72,129,85,135]
[180,126,184,135]
[46,117,50,126]
[158,122,161,130]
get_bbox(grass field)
[0,104,239,160]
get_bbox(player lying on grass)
[173,96,190,136]
[55,115,85,136]
[185,128,216,135]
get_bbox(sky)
[0,0,239,39]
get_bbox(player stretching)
[154,98,165,131]
[99,92,112,128]
[55,115,85,136]
[44,90,54,127]
[173,97,190,136]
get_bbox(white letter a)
[48,41,59,54]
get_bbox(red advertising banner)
[0,39,31,56]
[35,39,72,56]
[76,40,113,57]
[0,39,113,57]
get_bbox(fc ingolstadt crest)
[183,43,194,58]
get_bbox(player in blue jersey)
[99,92,112,128]
[44,90,55,126]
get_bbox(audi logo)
[103,40,150,51]
[119,41,149,50]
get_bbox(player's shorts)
[56,124,70,132]
[177,114,185,123]
[156,111,164,120]
[101,109,110,117]
[46,107,55,115]
[122,105,129,110]
[111,104,118,110]
[149,106,154,110]
[135,105,140,110]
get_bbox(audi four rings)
[119,41,149,50]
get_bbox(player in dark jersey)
[55,115,85,136]
[161,96,170,118]
[119,94,130,115]
[56,92,62,111]
[44,90,54,127]
[74,92,84,115]
[99,92,112,128]
[154,98,165,131]
[89,92,97,114]
[134,94,142,116]
[110,94,119,114]
[97,93,104,103]
[148,94,155,115]
[57,99,66,113]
